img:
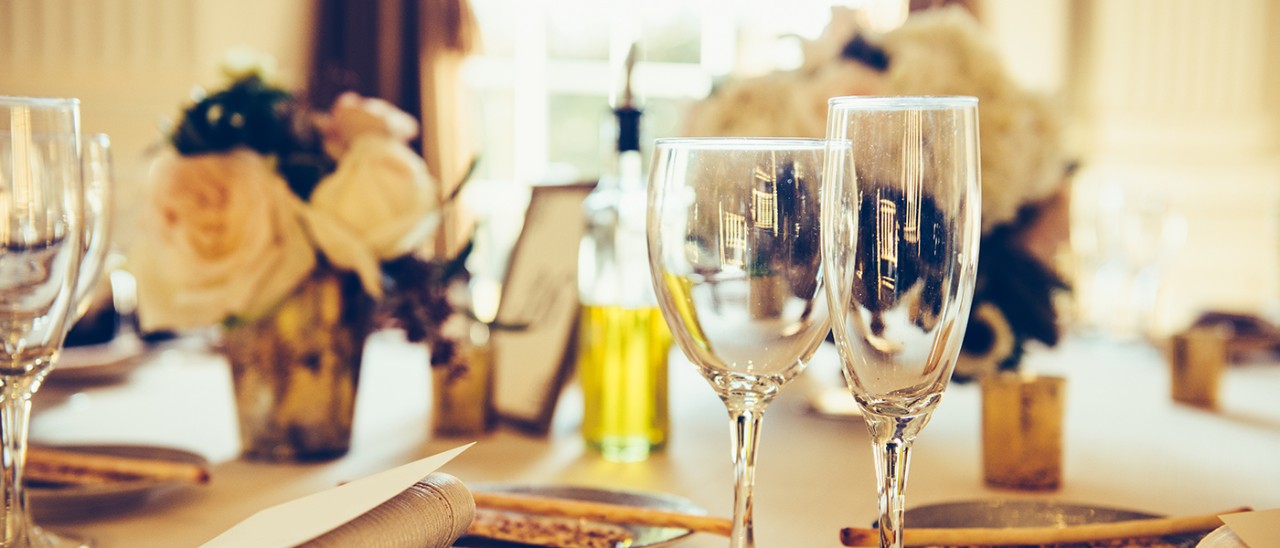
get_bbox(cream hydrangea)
[683,6,1067,233]
[877,7,1065,231]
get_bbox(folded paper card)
[203,443,474,548]
[1219,508,1280,548]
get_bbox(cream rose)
[302,135,440,297]
[133,149,316,331]
[319,92,419,158]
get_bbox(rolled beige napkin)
[302,473,475,548]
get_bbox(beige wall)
[0,0,314,246]
[982,0,1280,335]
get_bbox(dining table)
[30,328,1280,547]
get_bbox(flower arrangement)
[132,52,470,355]
[684,6,1071,380]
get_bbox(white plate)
[29,444,208,522]
[902,500,1205,547]
[462,485,706,547]
[50,334,148,383]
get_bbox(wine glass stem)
[872,435,911,548]
[0,373,40,545]
[866,413,926,548]
[727,404,766,548]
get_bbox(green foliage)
[170,75,335,200]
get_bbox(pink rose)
[132,149,316,330]
[319,92,419,157]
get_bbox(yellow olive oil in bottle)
[576,42,671,462]
[577,305,671,461]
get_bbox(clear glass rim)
[0,95,80,108]
[828,95,977,110]
[653,136,827,151]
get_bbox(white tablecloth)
[30,331,1280,547]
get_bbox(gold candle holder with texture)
[1169,327,1227,409]
[981,373,1066,491]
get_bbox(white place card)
[491,182,593,434]
[1220,508,1280,548]
[201,443,473,548]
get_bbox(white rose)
[302,135,440,297]
[132,149,316,331]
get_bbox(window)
[462,0,908,187]
[459,0,907,305]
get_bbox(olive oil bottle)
[576,42,671,462]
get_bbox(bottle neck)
[615,150,643,192]
[612,106,643,192]
[615,107,641,153]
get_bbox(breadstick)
[26,446,210,486]
[839,509,1241,547]
[472,491,732,536]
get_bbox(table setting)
[22,328,1280,547]
[6,5,1280,548]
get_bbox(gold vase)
[222,268,374,461]
[430,312,495,438]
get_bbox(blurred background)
[2,0,1278,340]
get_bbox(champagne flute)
[822,96,981,548]
[648,137,830,548]
[1,96,88,547]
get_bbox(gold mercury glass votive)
[431,313,497,438]
[1169,327,1228,409]
[981,373,1066,491]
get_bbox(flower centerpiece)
[131,52,472,460]
[683,6,1071,381]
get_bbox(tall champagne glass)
[648,137,830,548]
[822,96,981,548]
[1,96,87,547]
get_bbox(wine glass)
[647,137,830,547]
[822,96,981,548]
[1,96,88,547]
[69,133,114,322]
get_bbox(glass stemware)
[822,96,981,548]
[1,96,88,547]
[69,134,113,322]
[647,137,830,548]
